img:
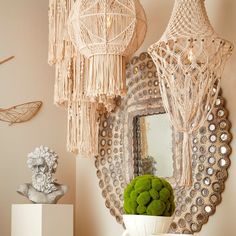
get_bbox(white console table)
[11,204,73,236]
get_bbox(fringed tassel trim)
[67,101,99,157]
[178,132,193,187]
[48,0,74,64]
[86,54,127,98]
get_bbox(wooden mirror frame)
[95,52,232,234]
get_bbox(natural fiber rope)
[67,100,100,156]
[161,0,215,41]
[66,53,101,156]
[48,0,146,156]
[149,0,233,187]
[48,0,75,107]
[68,0,147,102]
[48,0,102,157]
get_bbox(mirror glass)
[137,113,173,177]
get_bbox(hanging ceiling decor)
[68,0,147,106]
[48,0,147,156]
[48,0,98,156]
[48,0,75,107]
[66,54,101,156]
[148,0,233,186]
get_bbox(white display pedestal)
[11,204,73,236]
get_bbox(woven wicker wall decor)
[0,56,42,125]
[0,102,42,125]
[148,0,233,186]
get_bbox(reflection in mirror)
[136,113,173,177]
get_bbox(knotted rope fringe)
[179,132,192,187]
[66,54,101,157]
[54,56,75,107]
[87,54,127,98]
[67,101,99,156]
[48,0,102,157]
[48,0,73,65]
[49,0,147,156]
[48,0,75,107]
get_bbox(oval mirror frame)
[95,52,232,234]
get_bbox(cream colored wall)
[0,1,235,236]
[0,1,76,236]
[76,1,236,236]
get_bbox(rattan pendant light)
[68,0,147,106]
[148,0,233,186]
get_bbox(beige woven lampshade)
[68,0,147,102]
[148,0,233,186]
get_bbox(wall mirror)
[134,113,173,177]
[95,52,232,234]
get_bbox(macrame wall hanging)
[48,0,147,156]
[148,0,233,186]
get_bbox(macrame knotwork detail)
[48,0,103,156]
[48,0,146,156]
[148,0,233,186]
[68,0,147,108]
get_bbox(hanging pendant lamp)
[48,0,146,156]
[68,0,147,106]
[148,0,233,186]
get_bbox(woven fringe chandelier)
[148,0,233,186]
[48,0,147,156]
[67,0,147,107]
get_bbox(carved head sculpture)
[17,146,67,204]
[27,146,58,194]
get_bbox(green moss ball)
[149,188,159,200]
[137,191,151,205]
[160,188,171,202]
[123,175,175,216]
[147,200,166,216]
[134,177,151,193]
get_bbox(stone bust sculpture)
[17,146,67,204]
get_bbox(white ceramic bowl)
[122,215,173,236]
